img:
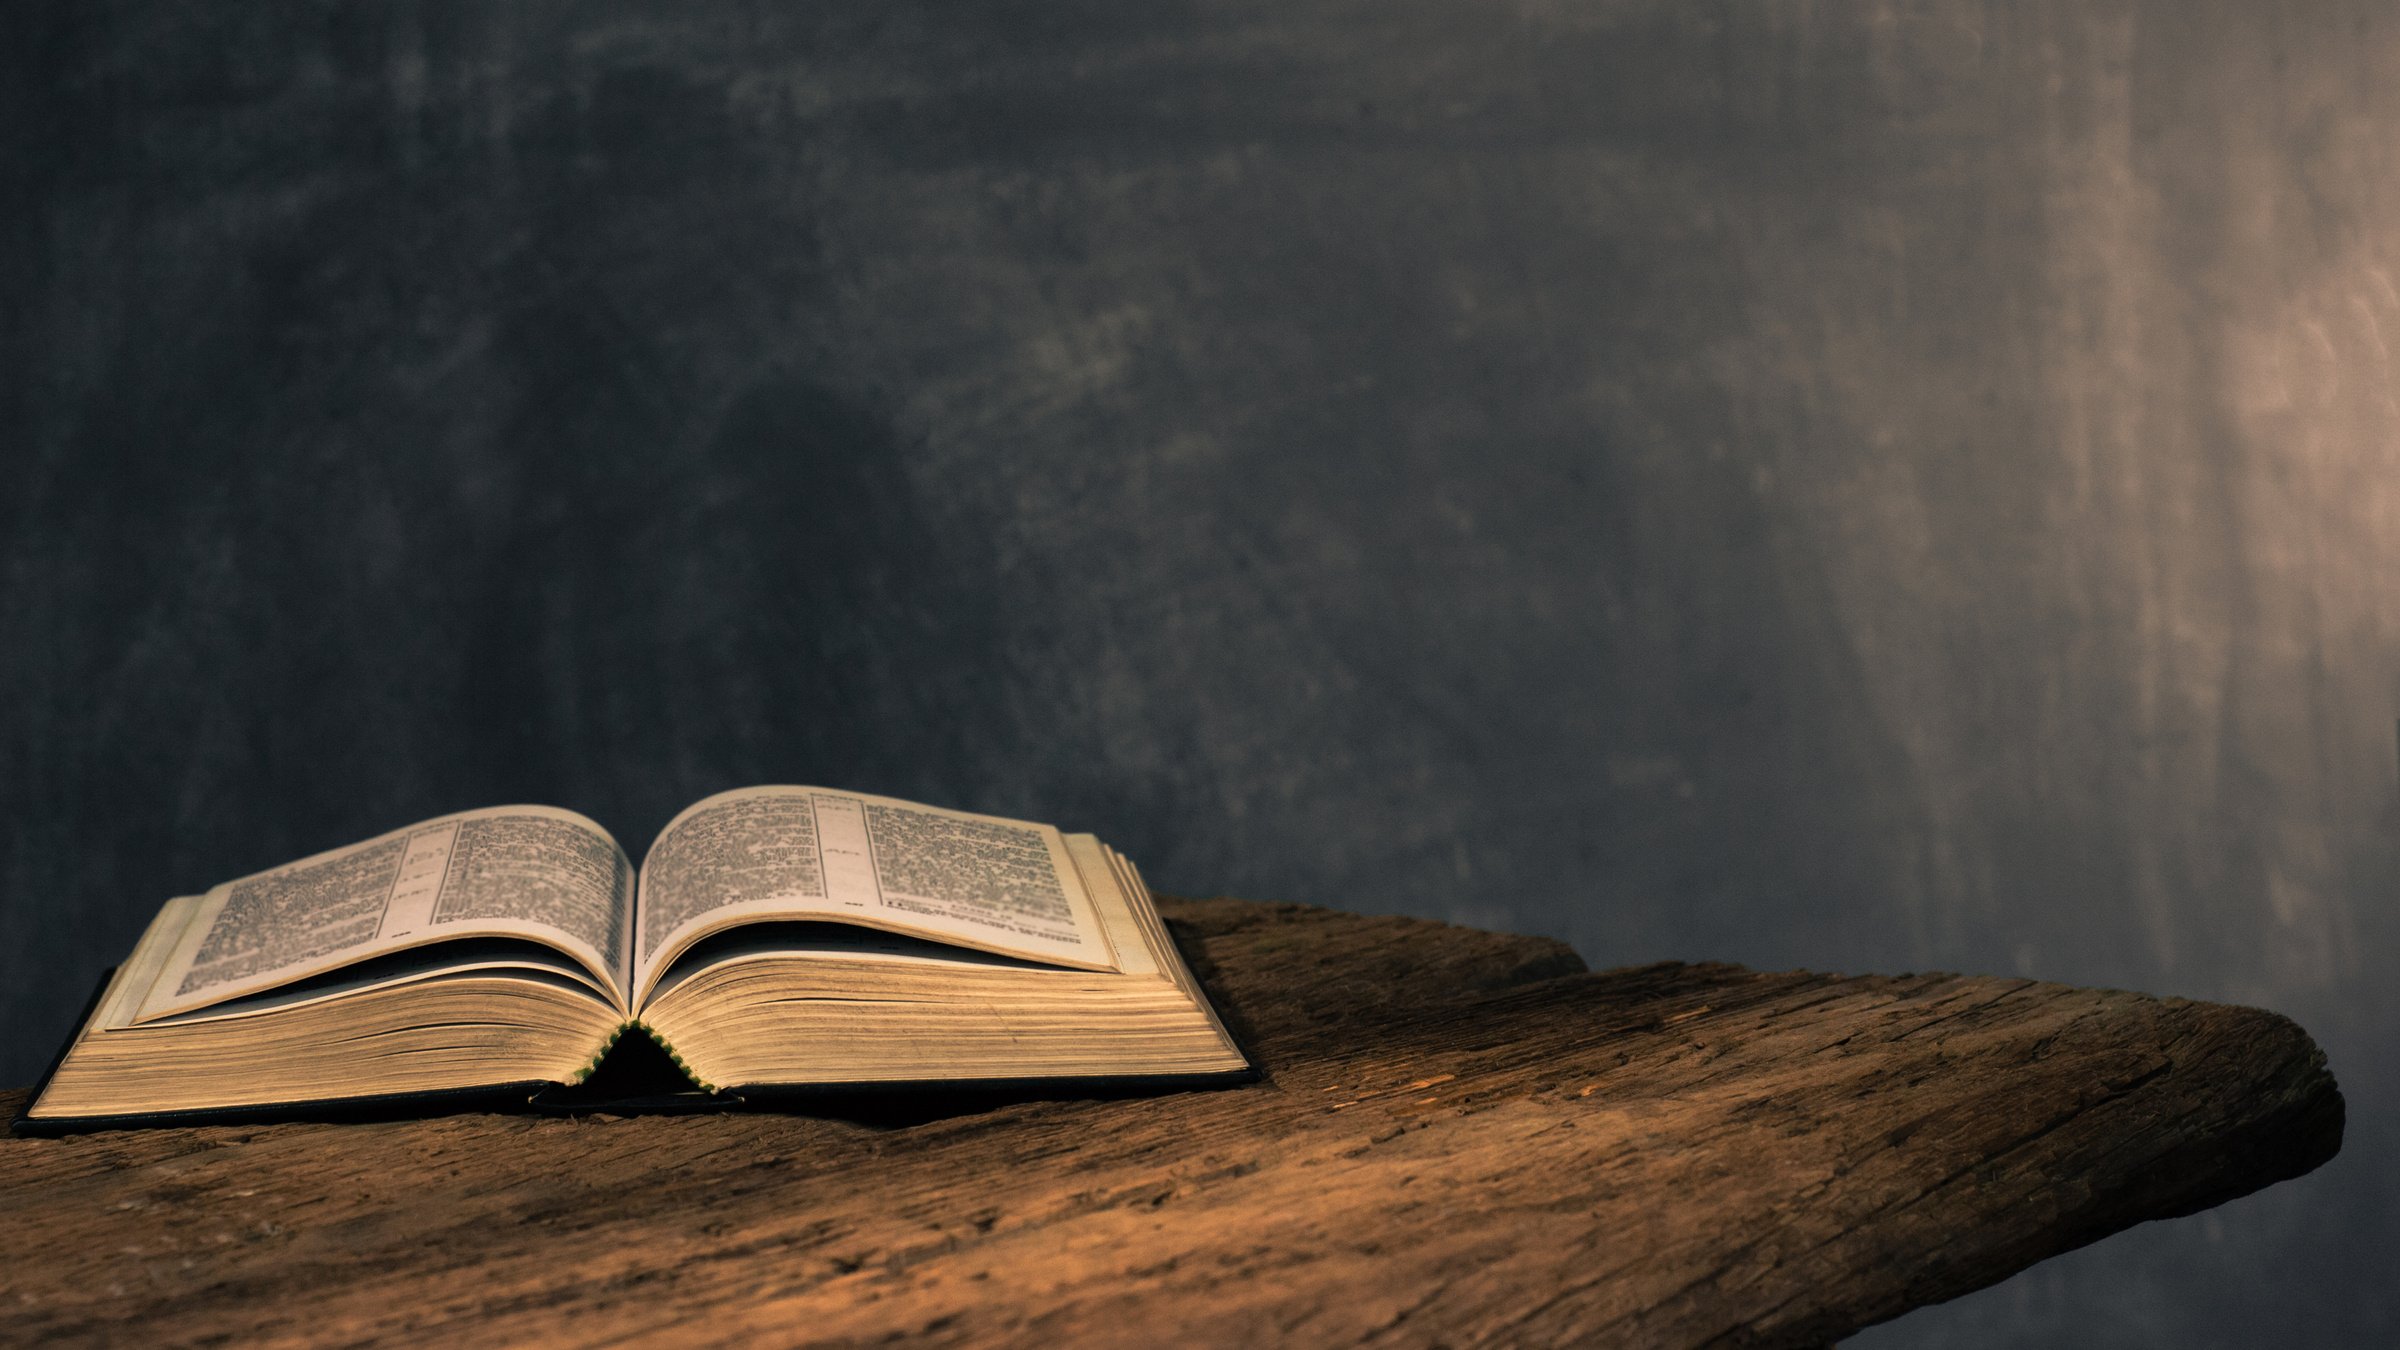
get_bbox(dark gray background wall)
[6,2,2392,1344]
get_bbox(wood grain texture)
[0,899,2342,1347]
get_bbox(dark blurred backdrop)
[5,3,2393,1344]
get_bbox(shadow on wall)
[449,369,1023,833]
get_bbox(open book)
[19,787,1248,1130]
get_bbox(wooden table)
[0,898,2342,1347]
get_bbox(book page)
[633,786,1117,1001]
[134,805,634,1022]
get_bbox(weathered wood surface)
[0,899,2342,1347]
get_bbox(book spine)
[635,1021,713,1093]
